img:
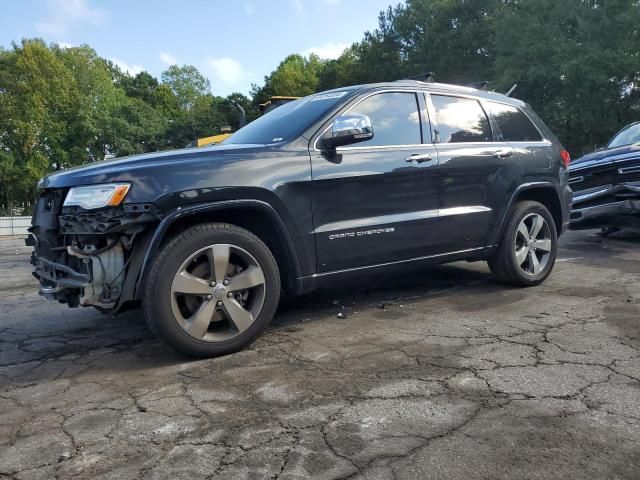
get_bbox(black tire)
[143,223,280,357]
[488,200,558,287]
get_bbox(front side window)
[484,102,542,142]
[344,92,422,147]
[431,95,492,143]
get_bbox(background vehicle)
[258,96,299,114]
[569,121,640,233]
[28,80,572,357]
[186,127,234,148]
[186,100,248,148]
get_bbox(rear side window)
[431,95,492,143]
[484,102,543,142]
[347,92,421,147]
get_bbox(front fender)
[130,199,303,303]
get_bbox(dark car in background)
[569,122,640,233]
[28,80,572,357]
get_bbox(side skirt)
[294,246,495,294]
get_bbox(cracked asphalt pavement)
[1,230,639,479]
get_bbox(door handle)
[405,153,433,164]
[493,149,513,159]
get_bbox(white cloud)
[322,0,342,4]
[36,0,106,35]
[55,42,74,49]
[302,42,349,60]
[159,52,178,66]
[110,57,144,76]
[204,57,248,85]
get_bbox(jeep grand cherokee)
[28,80,572,357]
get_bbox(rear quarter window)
[484,102,543,142]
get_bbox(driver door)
[310,91,440,272]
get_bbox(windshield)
[607,123,640,148]
[225,90,353,145]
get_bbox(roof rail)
[406,72,435,83]
[466,81,489,91]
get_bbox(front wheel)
[144,223,280,357]
[488,201,558,286]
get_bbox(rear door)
[483,100,550,171]
[310,91,439,272]
[427,93,518,251]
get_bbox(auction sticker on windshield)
[310,91,348,102]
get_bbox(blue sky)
[1,0,396,96]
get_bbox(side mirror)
[320,114,374,150]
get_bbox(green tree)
[117,71,159,104]
[56,44,128,163]
[164,94,221,147]
[308,0,640,155]
[0,39,75,211]
[318,47,359,90]
[251,54,325,105]
[111,96,167,155]
[224,92,259,126]
[152,83,180,117]
[3,1,640,212]
[493,0,640,154]
[161,65,211,111]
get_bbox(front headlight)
[63,183,131,209]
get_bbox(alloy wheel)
[170,244,266,342]
[514,213,552,276]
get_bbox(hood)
[570,142,640,171]
[39,143,268,189]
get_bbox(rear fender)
[489,182,565,247]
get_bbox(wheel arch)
[134,200,303,300]
[491,182,564,246]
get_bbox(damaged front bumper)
[31,254,91,292]
[28,189,161,310]
[569,183,640,231]
[31,241,126,309]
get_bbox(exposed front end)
[28,186,160,310]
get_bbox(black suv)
[28,80,572,357]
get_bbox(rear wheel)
[144,223,280,357]
[489,201,557,286]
